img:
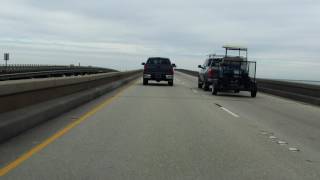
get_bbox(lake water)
[283,80,320,86]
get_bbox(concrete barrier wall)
[257,79,320,105]
[176,69,320,106]
[176,69,198,77]
[0,70,141,113]
[0,70,142,142]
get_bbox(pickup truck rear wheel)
[143,79,148,85]
[203,83,210,91]
[211,83,218,95]
[198,81,203,88]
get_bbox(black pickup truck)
[198,55,223,91]
[142,57,176,86]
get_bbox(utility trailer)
[211,45,257,97]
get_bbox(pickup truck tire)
[204,83,210,91]
[143,79,148,85]
[168,81,173,86]
[198,81,203,88]
[211,83,218,95]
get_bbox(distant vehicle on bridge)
[198,45,257,97]
[142,57,176,86]
[197,54,224,91]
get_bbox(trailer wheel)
[251,90,257,97]
[251,83,257,97]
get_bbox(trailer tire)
[251,83,257,97]
[251,90,257,97]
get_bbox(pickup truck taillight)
[169,68,174,75]
[208,68,214,78]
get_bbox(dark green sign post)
[4,53,9,72]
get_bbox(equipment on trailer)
[211,45,257,97]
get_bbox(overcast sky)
[1,0,320,80]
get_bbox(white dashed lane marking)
[277,141,288,145]
[289,147,300,152]
[221,107,240,118]
[214,103,239,118]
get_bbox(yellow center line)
[0,79,138,176]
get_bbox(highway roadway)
[1,71,320,180]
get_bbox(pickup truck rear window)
[147,58,171,65]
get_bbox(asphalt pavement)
[1,71,320,180]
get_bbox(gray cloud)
[0,0,320,80]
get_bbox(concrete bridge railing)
[0,70,142,142]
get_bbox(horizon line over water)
[1,62,319,85]
[275,79,320,86]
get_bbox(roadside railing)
[0,70,142,142]
[0,64,118,81]
[0,64,115,74]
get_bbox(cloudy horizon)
[1,0,320,80]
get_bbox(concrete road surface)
[1,72,320,180]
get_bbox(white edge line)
[221,107,239,118]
